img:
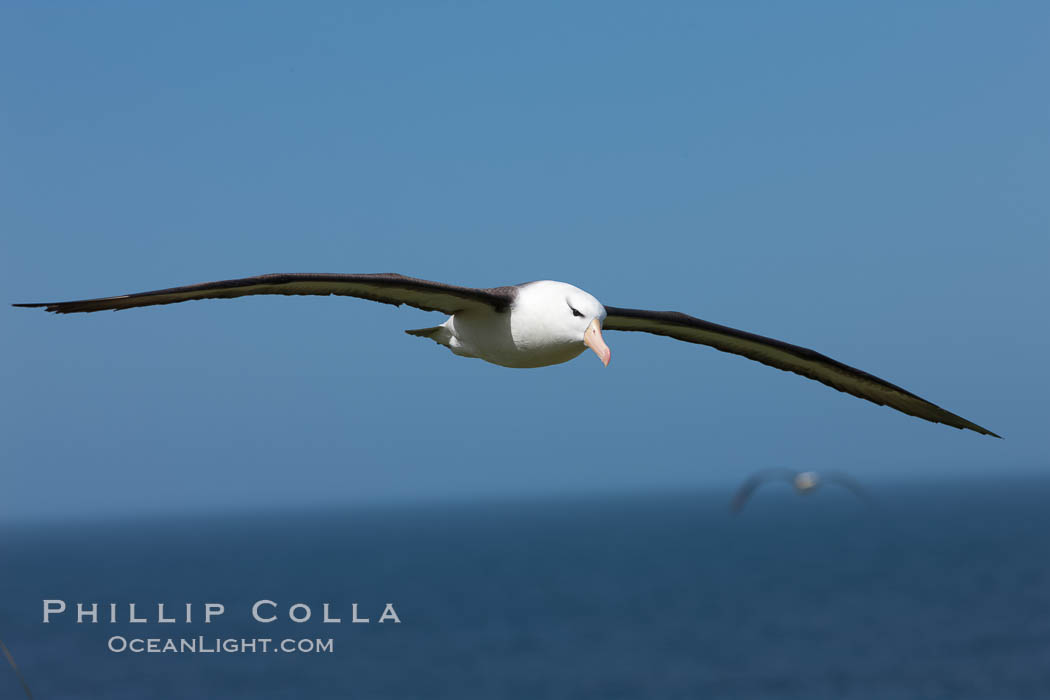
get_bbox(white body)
[421,281,608,368]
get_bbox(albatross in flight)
[14,272,998,437]
[730,469,871,513]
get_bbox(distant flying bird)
[14,272,998,436]
[730,469,871,513]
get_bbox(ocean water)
[2,476,1050,699]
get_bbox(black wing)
[13,273,518,316]
[603,306,998,438]
[730,468,798,514]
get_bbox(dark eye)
[569,306,583,318]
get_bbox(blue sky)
[2,1,1047,520]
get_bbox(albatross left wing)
[13,273,517,316]
[602,306,999,437]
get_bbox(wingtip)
[13,302,65,314]
[964,421,1002,439]
[934,407,1001,439]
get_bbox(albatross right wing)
[602,306,999,437]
